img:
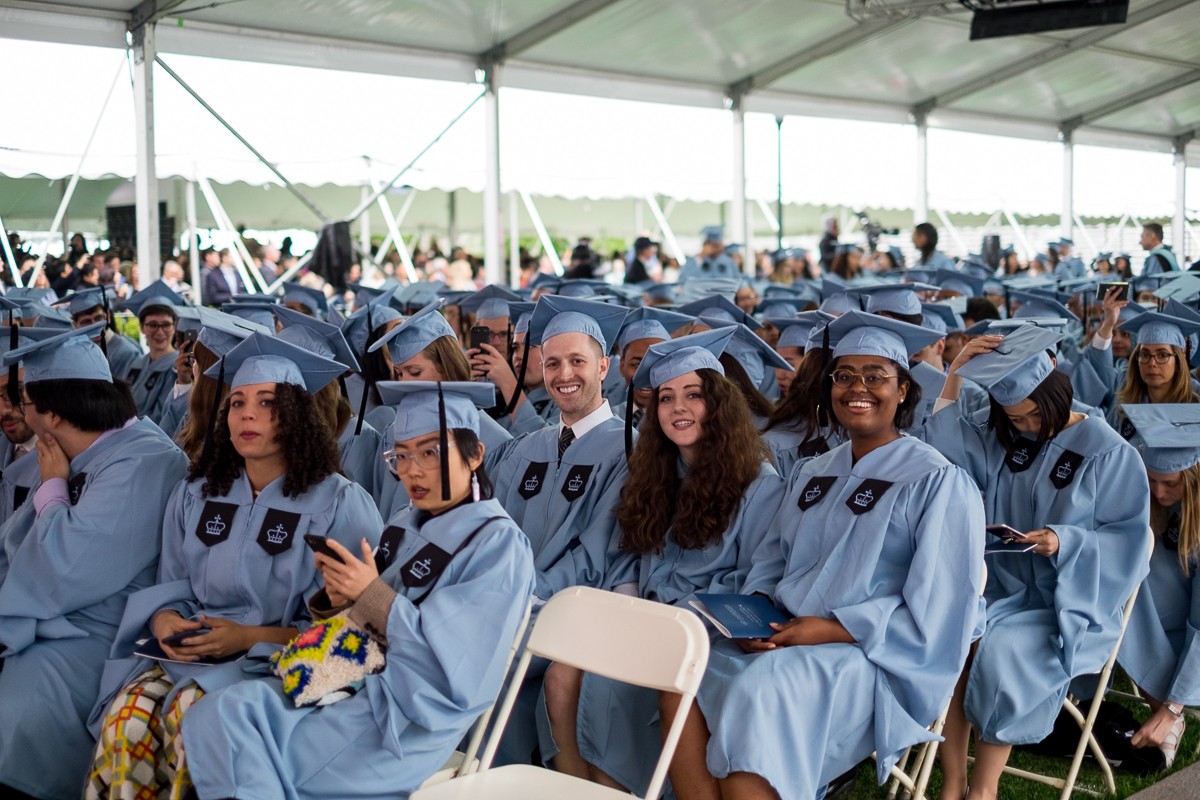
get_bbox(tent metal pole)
[195,175,262,295]
[27,56,124,288]
[1072,213,1099,254]
[776,114,784,253]
[374,187,419,283]
[185,179,201,303]
[915,111,929,225]
[133,24,162,283]
[509,190,521,288]
[264,251,314,294]
[645,194,684,264]
[1061,128,1075,241]
[155,55,331,224]
[1175,136,1191,262]
[729,94,750,274]
[345,89,487,223]
[518,190,561,276]
[0,213,22,288]
[359,184,371,259]
[482,67,503,285]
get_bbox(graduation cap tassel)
[817,325,832,429]
[354,306,374,437]
[505,336,531,416]
[97,290,110,357]
[437,382,451,502]
[623,385,634,460]
[6,321,19,409]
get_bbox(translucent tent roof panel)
[1099,84,1200,134]
[1099,1,1200,63]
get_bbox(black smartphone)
[304,533,345,563]
[470,325,493,350]
[162,628,212,647]
[1099,282,1129,302]
[985,524,1024,543]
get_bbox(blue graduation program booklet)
[689,594,791,639]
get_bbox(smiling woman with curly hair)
[540,328,785,796]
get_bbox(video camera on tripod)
[854,210,899,254]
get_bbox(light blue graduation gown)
[1071,342,1120,414]
[0,418,188,800]
[761,423,840,479]
[498,386,558,436]
[909,360,947,429]
[1054,257,1087,280]
[105,330,142,383]
[128,351,177,424]
[89,472,382,734]
[0,449,38,530]
[695,436,983,798]
[1143,246,1179,275]
[924,402,1150,744]
[915,251,956,271]
[368,407,513,520]
[157,387,191,439]
[679,255,739,281]
[1118,510,1200,706]
[338,416,381,489]
[182,498,535,800]
[562,462,785,794]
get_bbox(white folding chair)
[884,562,989,800]
[411,585,710,800]
[975,527,1154,799]
[417,599,534,789]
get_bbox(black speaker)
[105,202,175,264]
[981,235,1001,269]
[970,0,1128,40]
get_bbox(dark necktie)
[558,426,575,463]
[631,409,644,429]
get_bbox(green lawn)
[841,672,1199,800]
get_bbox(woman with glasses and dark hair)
[924,324,1149,800]
[1107,312,1200,441]
[181,381,535,800]
[86,334,382,800]
[665,312,983,800]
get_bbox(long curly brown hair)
[177,341,223,463]
[617,368,768,555]
[188,382,341,499]
[765,348,827,438]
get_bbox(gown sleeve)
[1168,564,1200,705]
[534,461,627,599]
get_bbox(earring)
[471,471,481,502]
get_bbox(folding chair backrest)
[525,586,710,694]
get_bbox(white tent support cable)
[0,212,22,288]
[373,186,419,283]
[645,194,684,265]
[26,55,125,289]
[1072,214,1100,254]
[1001,206,1035,262]
[933,208,968,255]
[518,189,561,276]
[195,174,262,295]
[648,197,677,243]
[754,197,781,234]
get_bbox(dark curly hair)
[717,352,775,418]
[188,382,341,499]
[764,348,828,444]
[617,368,767,555]
[821,357,922,434]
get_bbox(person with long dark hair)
[762,314,840,476]
[912,222,955,270]
[181,381,534,799]
[85,333,382,800]
[925,324,1149,800]
[665,311,982,800]
[1108,312,1200,440]
[541,328,785,794]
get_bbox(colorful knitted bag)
[271,613,386,707]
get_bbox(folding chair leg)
[887,747,913,800]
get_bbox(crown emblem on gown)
[1011,448,1029,465]
[205,515,227,536]
[568,474,584,492]
[804,486,823,503]
[853,489,873,507]
[409,558,433,579]
[265,523,289,545]
[524,475,540,492]
[1055,462,1073,479]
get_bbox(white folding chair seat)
[412,585,710,800]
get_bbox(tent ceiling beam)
[479,0,626,66]
[1064,69,1200,132]
[729,16,912,98]
[914,0,1196,113]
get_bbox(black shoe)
[823,765,858,800]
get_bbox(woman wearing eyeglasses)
[666,312,983,800]
[925,323,1149,800]
[86,334,382,800]
[180,381,535,800]
[1107,312,1200,441]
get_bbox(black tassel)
[438,382,450,502]
[354,306,374,437]
[97,290,110,357]
[623,384,634,459]
[197,359,225,474]
[7,320,19,408]
[505,336,531,415]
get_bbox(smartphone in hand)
[985,524,1025,543]
[470,325,492,350]
[162,628,212,647]
[304,533,345,564]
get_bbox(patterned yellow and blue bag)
[271,613,386,708]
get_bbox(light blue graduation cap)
[953,323,1065,406]
[52,286,118,317]
[846,282,938,317]
[1011,289,1080,323]
[348,279,399,310]
[936,267,984,298]
[757,297,802,319]
[701,225,724,244]
[1152,272,1200,304]
[221,302,277,329]
[676,295,761,330]
[824,310,943,366]
[674,277,741,305]
[2,322,111,383]
[368,299,455,365]
[643,283,677,304]
[1124,404,1200,473]
[1054,237,1074,248]
[835,243,863,256]
[596,284,646,308]
[5,287,54,306]
[631,326,736,391]
[558,279,608,299]
[1119,304,1149,325]
[340,300,403,357]
[903,268,939,284]
[776,310,833,349]
[392,281,447,312]
[123,279,185,318]
[527,295,629,351]
[1118,311,1200,350]
[921,303,965,335]
[966,317,1070,337]
[280,282,329,318]
[206,331,344,393]
[377,380,495,440]
[696,317,792,387]
[461,285,522,322]
[508,301,536,337]
[615,307,694,353]
[436,289,474,308]
[529,273,563,294]
[272,304,359,371]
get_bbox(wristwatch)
[1167,702,1185,717]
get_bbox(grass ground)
[841,671,1200,800]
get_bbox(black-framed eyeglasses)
[1135,351,1174,365]
[830,369,897,390]
[142,321,175,332]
